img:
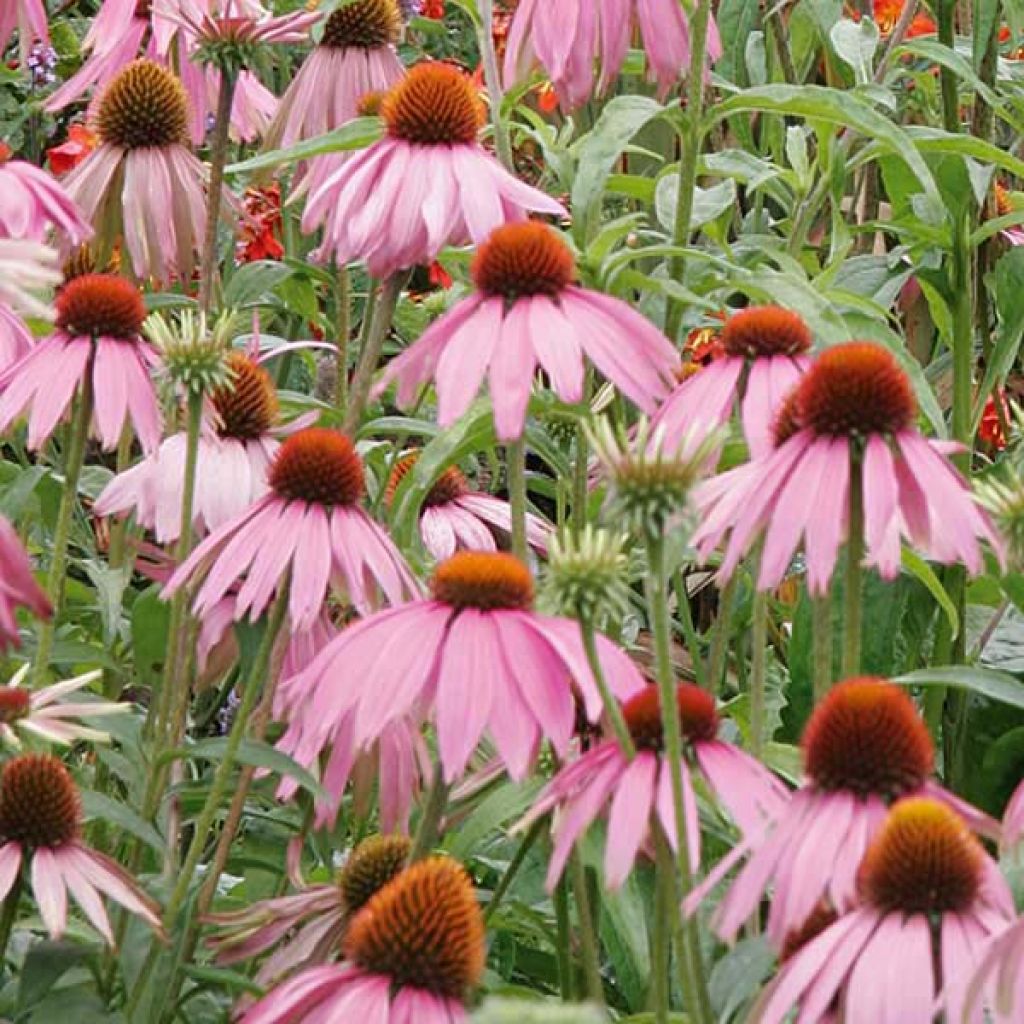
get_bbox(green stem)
[651,828,674,1023]
[573,421,589,535]
[335,264,351,420]
[343,273,405,437]
[0,874,22,972]
[674,572,707,688]
[811,594,833,702]
[407,769,451,863]
[644,534,713,1024]
[568,851,604,1006]
[936,0,961,135]
[664,0,714,341]
[553,875,574,1000]
[841,461,864,678]
[483,819,544,925]
[107,424,134,570]
[198,68,237,317]
[507,436,528,562]
[580,620,635,758]
[32,369,94,687]
[750,590,768,759]
[477,0,514,172]
[707,573,738,694]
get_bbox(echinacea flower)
[264,0,406,154]
[0,273,162,452]
[0,0,48,62]
[0,305,32,371]
[206,834,411,991]
[373,222,679,439]
[696,677,999,947]
[60,59,214,283]
[0,515,50,650]
[384,451,550,560]
[0,147,91,245]
[303,62,564,278]
[652,306,813,458]
[0,754,162,943]
[95,351,290,540]
[753,798,1015,1024]
[692,342,1002,594]
[0,239,61,319]
[276,551,646,787]
[962,916,1024,1024]
[517,683,788,890]
[503,0,723,109]
[0,664,131,747]
[164,427,418,631]
[239,857,484,1024]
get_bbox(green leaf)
[473,999,608,1023]
[895,666,1024,709]
[223,260,295,307]
[713,85,941,207]
[160,738,331,802]
[79,790,164,853]
[709,936,776,1023]
[180,964,265,996]
[17,942,92,1012]
[655,177,736,232]
[830,18,879,84]
[901,548,959,635]
[227,117,383,175]
[570,96,665,238]
[973,246,1024,432]
[446,778,544,861]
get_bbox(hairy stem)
[407,769,451,863]
[580,620,635,758]
[841,461,864,677]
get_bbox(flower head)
[692,341,1002,594]
[518,682,788,889]
[0,754,162,943]
[542,526,631,625]
[147,309,235,396]
[755,799,1013,1024]
[303,64,564,278]
[275,550,646,789]
[323,0,402,49]
[240,857,484,1024]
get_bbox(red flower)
[236,184,284,264]
[421,0,444,17]
[979,391,1010,450]
[46,125,98,176]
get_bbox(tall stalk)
[644,535,713,1024]
[32,370,94,687]
[841,461,864,677]
[343,273,405,436]
[580,620,635,758]
[0,875,22,972]
[335,265,351,419]
[811,595,833,701]
[568,851,605,1005]
[478,0,514,172]
[507,436,529,561]
[664,0,714,341]
[407,769,452,863]
[750,590,768,759]
[198,69,237,316]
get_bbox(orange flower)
[869,0,936,37]
[46,124,98,176]
[979,391,1009,450]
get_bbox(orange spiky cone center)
[0,754,81,848]
[97,59,189,150]
[339,834,413,914]
[55,274,146,340]
[621,683,719,751]
[343,857,485,999]
[803,677,934,800]
[268,428,365,506]
[210,352,279,440]
[385,452,469,508]
[382,63,484,145]
[431,551,534,611]
[720,306,812,359]
[321,0,401,48]
[471,223,575,300]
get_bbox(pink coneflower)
[503,0,723,110]
[0,664,130,747]
[164,427,418,632]
[275,550,646,786]
[0,305,32,371]
[0,239,60,319]
[697,677,999,947]
[692,342,1002,594]
[373,222,679,439]
[0,754,162,943]
[385,451,550,560]
[0,273,162,452]
[206,834,411,992]
[754,798,1015,1024]
[517,683,788,890]
[95,351,287,541]
[239,857,483,1024]
[963,915,1024,1023]
[264,0,405,154]
[0,149,91,245]
[303,62,565,278]
[652,306,813,458]
[0,515,50,650]
[0,0,48,62]
[60,59,213,283]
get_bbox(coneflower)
[164,427,418,631]
[60,59,217,283]
[373,222,679,440]
[755,799,1015,1024]
[0,272,161,452]
[303,62,564,278]
[0,754,163,944]
[240,857,485,1023]
[0,146,90,245]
